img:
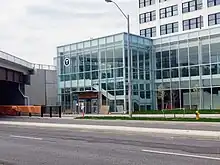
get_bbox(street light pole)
[105,0,132,118]
[127,15,132,118]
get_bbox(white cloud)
[0,0,138,65]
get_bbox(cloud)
[26,5,109,20]
[0,0,138,65]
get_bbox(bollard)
[29,113,32,117]
[50,107,53,118]
[195,110,200,120]
[41,106,45,118]
[58,106,62,118]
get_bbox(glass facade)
[57,26,220,111]
[56,33,153,113]
[153,26,220,110]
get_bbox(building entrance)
[78,99,98,114]
[72,91,99,114]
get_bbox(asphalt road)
[1,116,220,131]
[0,124,220,165]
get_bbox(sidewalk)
[0,120,220,139]
[61,114,220,118]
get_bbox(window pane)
[162,51,170,68]
[202,65,210,75]
[140,29,145,36]
[202,44,210,64]
[163,69,170,78]
[179,48,188,66]
[190,66,199,76]
[189,46,198,65]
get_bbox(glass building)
[153,26,220,110]
[56,26,220,112]
[56,33,153,113]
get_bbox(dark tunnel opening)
[0,81,25,105]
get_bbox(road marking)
[10,135,43,141]
[142,149,220,161]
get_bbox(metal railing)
[33,64,56,70]
[0,50,56,70]
[0,51,33,69]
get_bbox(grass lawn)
[133,109,220,115]
[76,116,220,122]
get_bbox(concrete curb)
[0,121,220,139]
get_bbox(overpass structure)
[0,50,57,106]
[0,51,34,106]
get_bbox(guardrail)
[33,64,56,70]
[0,51,33,69]
[0,50,56,71]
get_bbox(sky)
[0,0,138,65]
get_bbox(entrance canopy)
[72,91,99,100]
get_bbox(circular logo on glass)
[64,58,70,67]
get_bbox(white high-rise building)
[139,0,220,38]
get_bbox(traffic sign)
[64,58,70,67]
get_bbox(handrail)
[18,84,30,105]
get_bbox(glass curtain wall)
[57,33,127,113]
[154,28,220,110]
[57,33,153,113]
[125,35,153,111]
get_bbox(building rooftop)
[57,32,152,49]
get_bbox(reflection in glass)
[107,82,114,90]
[116,68,123,77]
[146,72,150,80]
[189,46,198,65]
[211,64,217,74]
[190,66,199,76]
[116,90,124,95]
[106,49,114,69]
[132,49,138,68]
[84,53,91,71]
[92,71,98,79]
[139,51,144,70]
[116,82,123,89]
[179,48,188,66]
[162,51,170,68]
[85,72,91,79]
[107,69,113,78]
[163,69,170,79]
[139,71,144,79]
[79,56,84,72]
[71,57,77,72]
[156,70,161,79]
[71,74,76,80]
[202,44,210,64]
[79,73,84,79]
[211,43,220,63]
[101,51,106,69]
[181,67,189,77]
[170,50,178,67]
[202,65,210,75]
[156,52,161,69]
[146,91,151,99]
[91,51,98,70]
[140,91,145,99]
[171,69,178,78]
[114,48,123,67]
